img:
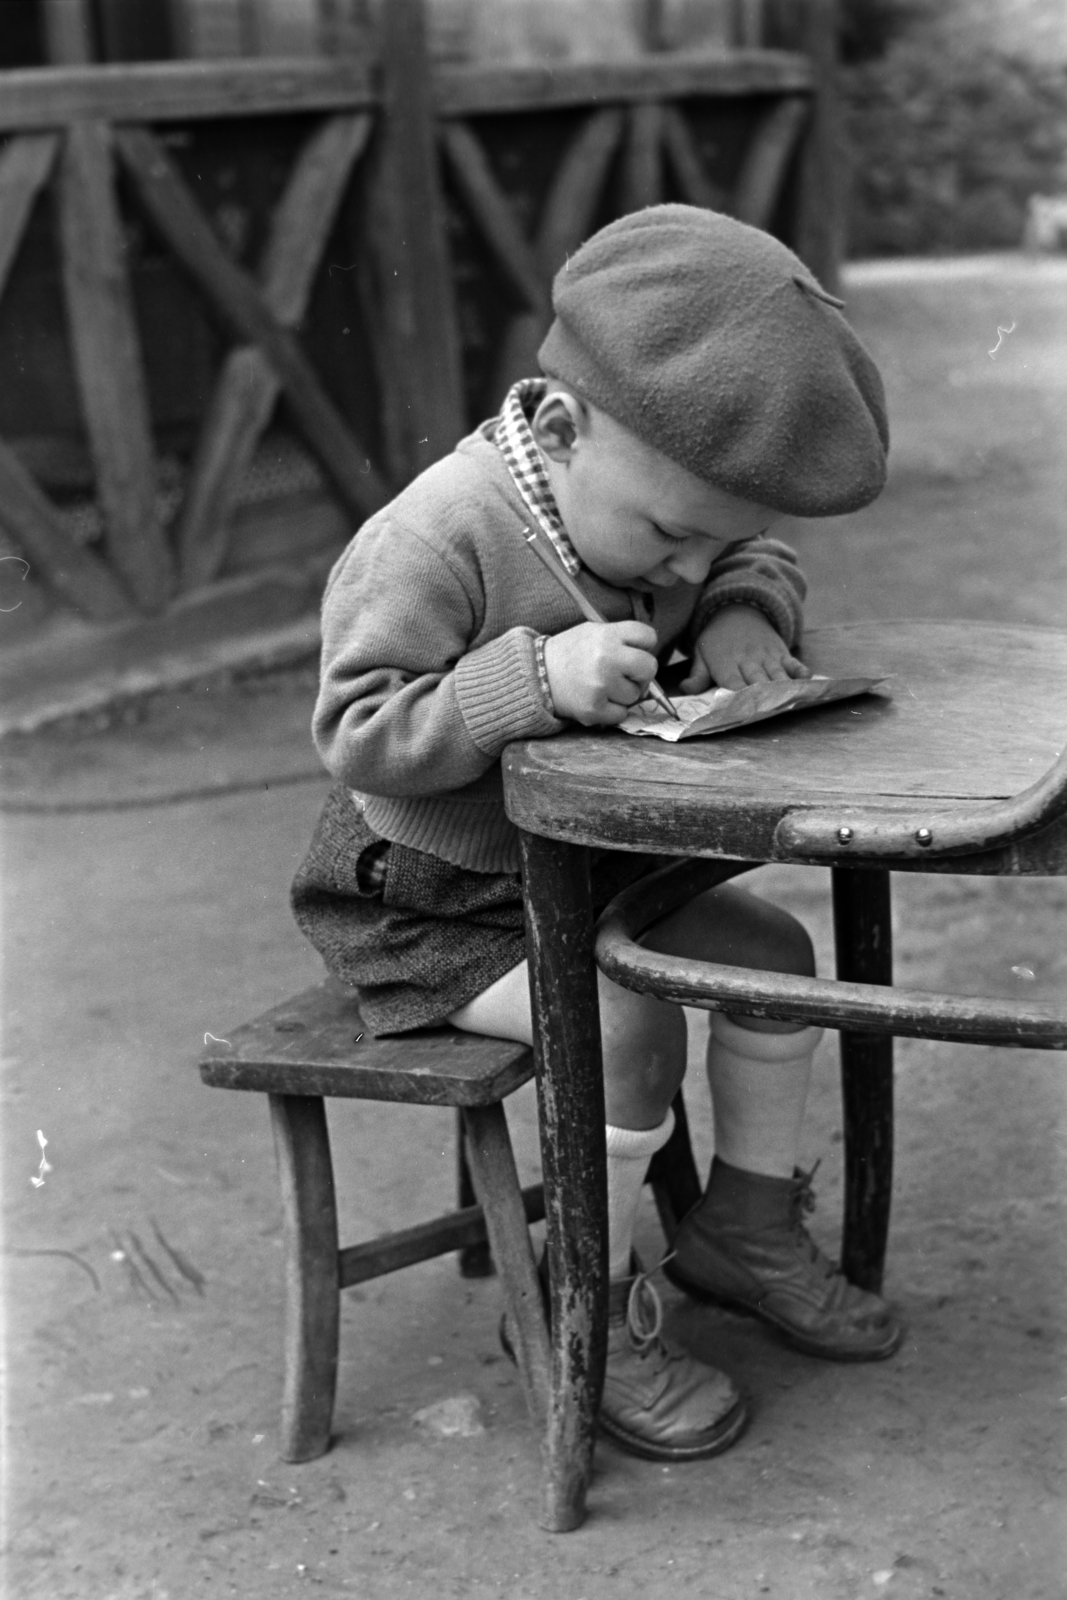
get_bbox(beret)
[538,205,889,517]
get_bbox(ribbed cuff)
[454,626,564,757]
[691,581,800,650]
[605,1110,675,1161]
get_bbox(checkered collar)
[493,378,581,576]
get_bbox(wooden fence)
[0,0,837,623]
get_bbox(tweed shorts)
[291,784,666,1036]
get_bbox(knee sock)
[605,1112,675,1282]
[706,1015,823,1179]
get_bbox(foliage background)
[840,0,1067,255]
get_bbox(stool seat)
[200,979,535,1105]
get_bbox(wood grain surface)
[503,622,1067,865]
[200,982,535,1107]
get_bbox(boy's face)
[532,390,778,590]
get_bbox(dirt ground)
[2,255,1066,1599]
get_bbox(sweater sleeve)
[688,536,807,649]
[314,517,563,798]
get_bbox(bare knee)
[741,895,815,979]
[645,882,815,979]
[597,974,686,1129]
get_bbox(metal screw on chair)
[837,826,854,844]
[914,827,933,846]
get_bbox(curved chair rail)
[595,859,1067,1049]
[774,740,1067,862]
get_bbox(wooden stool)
[200,979,705,1465]
[199,979,554,1461]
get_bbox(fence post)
[367,0,465,486]
[764,0,843,294]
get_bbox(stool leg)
[456,1108,494,1278]
[832,867,894,1294]
[269,1093,340,1462]
[461,1102,551,1429]
[647,1089,701,1246]
[520,829,607,1534]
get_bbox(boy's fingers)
[679,661,712,693]
[612,620,658,651]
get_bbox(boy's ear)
[531,390,588,462]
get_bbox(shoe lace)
[788,1160,840,1283]
[624,1253,679,1354]
[788,1159,821,1227]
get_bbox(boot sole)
[662,1260,904,1364]
[598,1393,750,1462]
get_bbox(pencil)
[524,529,682,721]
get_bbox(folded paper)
[620,675,888,741]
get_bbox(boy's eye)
[652,522,684,542]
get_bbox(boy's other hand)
[544,620,660,725]
[681,605,811,692]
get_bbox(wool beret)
[538,205,889,517]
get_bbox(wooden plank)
[41,0,95,64]
[622,101,664,213]
[338,1183,546,1287]
[0,52,812,136]
[58,121,173,612]
[368,0,465,480]
[260,114,373,326]
[200,982,535,1107]
[536,109,626,277]
[763,0,842,290]
[0,435,133,620]
[490,108,624,399]
[661,106,725,211]
[113,125,390,523]
[731,94,809,229]
[434,50,814,117]
[0,134,61,304]
[176,112,372,590]
[441,121,548,317]
[0,59,377,132]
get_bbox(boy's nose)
[668,539,718,584]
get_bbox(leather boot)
[502,1258,748,1461]
[598,1266,748,1461]
[665,1157,903,1362]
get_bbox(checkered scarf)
[493,378,581,577]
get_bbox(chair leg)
[647,1088,702,1245]
[520,829,607,1535]
[461,1102,551,1430]
[456,1107,494,1278]
[269,1093,340,1462]
[832,867,895,1294]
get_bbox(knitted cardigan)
[313,423,806,873]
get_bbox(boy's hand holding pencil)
[543,618,665,727]
[526,528,682,724]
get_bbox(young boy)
[293,206,900,1464]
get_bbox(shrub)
[842,42,1067,255]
